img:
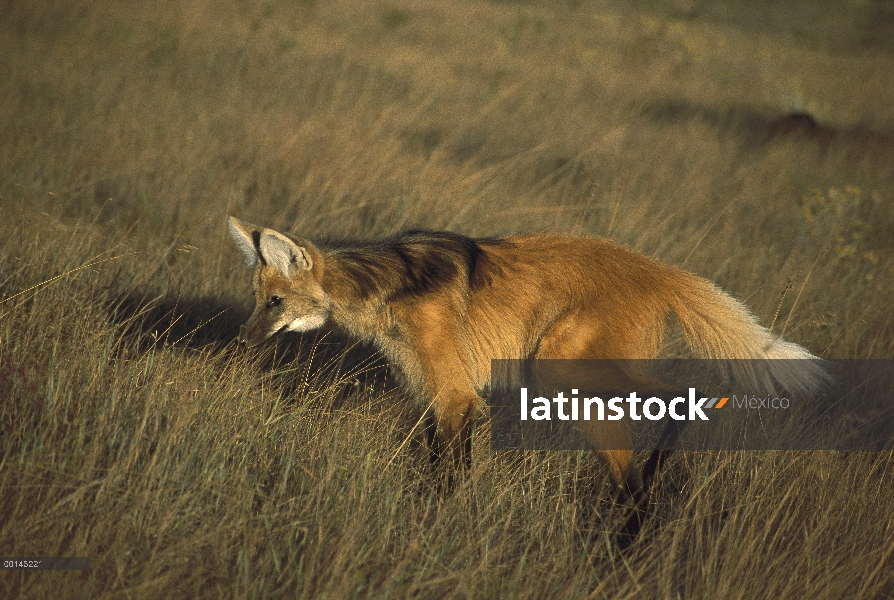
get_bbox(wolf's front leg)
[427,390,479,477]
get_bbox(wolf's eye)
[266,296,282,308]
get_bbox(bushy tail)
[667,272,829,395]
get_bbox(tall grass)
[1,0,893,597]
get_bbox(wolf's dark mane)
[319,230,506,301]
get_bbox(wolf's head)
[227,216,332,346]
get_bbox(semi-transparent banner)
[489,360,894,450]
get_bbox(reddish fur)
[228,218,823,529]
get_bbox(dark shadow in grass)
[108,291,247,350]
[106,291,394,407]
[640,100,894,155]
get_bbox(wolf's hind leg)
[533,311,663,545]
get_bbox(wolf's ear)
[258,229,312,278]
[227,216,263,269]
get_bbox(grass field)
[2,0,893,597]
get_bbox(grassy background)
[1,0,893,597]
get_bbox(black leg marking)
[424,413,441,467]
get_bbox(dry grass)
[1,0,893,597]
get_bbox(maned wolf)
[227,216,825,541]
